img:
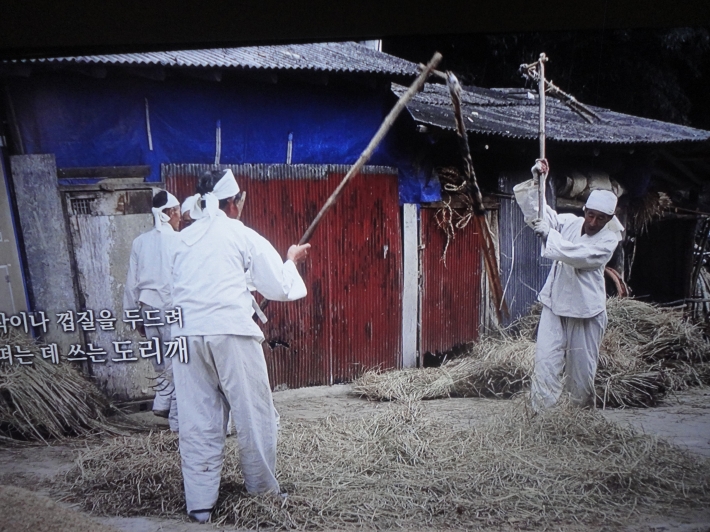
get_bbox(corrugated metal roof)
[4,42,420,77]
[396,83,710,145]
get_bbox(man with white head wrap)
[169,169,311,523]
[514,165,623,412]
[123,190,181,430]
[180,193,201,229]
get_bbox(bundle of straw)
[61,400,710,530]
[354,299,710,407]
[0,329,118,442]
[354,336,535,402]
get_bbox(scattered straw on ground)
[354,298,710,407]
[0,485,121,532]
[61,400,710,530]
[0,329,123,443]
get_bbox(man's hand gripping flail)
[531,158,549,185]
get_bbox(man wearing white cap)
[169,169,310,523]
[514,163,624,411]
[123,190,180,430]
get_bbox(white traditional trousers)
[140,304,178,432]
[173,335,279,512]
[531,305,607,411]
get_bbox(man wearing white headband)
[514,165,623,412]
[123,190,180,430]
[169,169,311,523]
[180,194,200,229]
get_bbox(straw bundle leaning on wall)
[353,298,710,407]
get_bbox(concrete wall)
[67,195,155,401]
[9,154,81,351]
[0,155,28,315]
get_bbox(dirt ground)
[0,384,709,532]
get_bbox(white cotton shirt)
[538,214,618,317]
[123,225,178,311]
[513,179,619,318]
[169,211,307,338]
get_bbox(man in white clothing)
[514,163,623,412]
[169,169,310,523]
[124,190,181,430]
[180,194,200,229]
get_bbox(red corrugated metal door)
[164,164,402,388]
[420,207,482,355]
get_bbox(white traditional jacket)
[169,211,306,338]
[514,179,620,318]
[123,225,178,312]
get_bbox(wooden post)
[537,53,548,220]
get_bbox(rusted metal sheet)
[419,208,482,356]
[163,164,402,389]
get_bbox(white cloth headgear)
[181,194,201,218]
[181,194,197,215]
[585,189,617,215]
[202,169,240,219]
[151,191,179,233]
[181,169,240,246]
[212,169,240,200]
[585,189,625,242]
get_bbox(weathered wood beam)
[58,165,152,179]
[236,69,278,85]
[0,64,32,77]
[659,149,704,187]
[182,68,222,82]
[122,65,166,81]
[69,64,107,78]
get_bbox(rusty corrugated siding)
[419,208,482,355]
[163,164,402,388]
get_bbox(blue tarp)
[8,73,441,204]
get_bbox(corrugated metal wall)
[419,207,482,355]
[498,174,554,325]
[164,164,402,388]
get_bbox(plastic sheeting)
[5,74,423,200]
[8,73,441,203]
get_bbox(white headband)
[152,191,179,232]
[181,170,239,246]
[585,189,617,215]
[181,194,199,215]
[212,169,240,200]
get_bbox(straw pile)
[0,329,118,442]
[62,400,710,530]
[0,485,121,532]
[353,298,710,407]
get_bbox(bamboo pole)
[446,72,508,321]
[537,53,548,220]
[260,52,442,313]
[298,51,443,245]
